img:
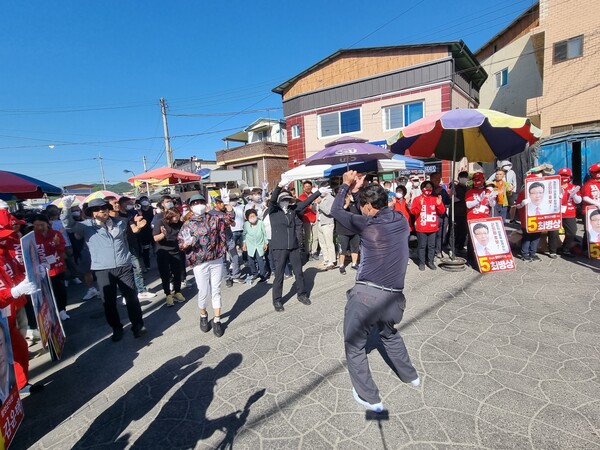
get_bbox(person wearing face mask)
[244,185,268,218]
[136,195,155,273]
[406,176,422,206]
[242,209,268,282]
[228,193,246,274]
[410,181,446,271]
[452,171,469,256]
[178,193,235,337]
[61,196,147,341]
[316,184,336,270]
[211,196,244,286]
[330,170,419,414]
[117,197,155,301]
[392,185,412,229]
[153,207,186,307]
[580,162,600,253]
[267,177,323,312]
[32,215,70,321]
[547,168,581,258]
[335,191,360,274]
[68,206,98,301]
[45,205,82,287]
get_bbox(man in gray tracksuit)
[61,196,146,342]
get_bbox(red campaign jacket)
[34,229,67,277]
[0,249,27,312]
[561,182,580,218]
[394,199,413,231]
[410,195,445,233]
[581,180,600,207]
[465,188,491,221]
[298,192,317,223]
[516,189,529,226]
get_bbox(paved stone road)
[14,252,600,449]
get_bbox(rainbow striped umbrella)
[387,108,541,162]
[51,195,86,208]
[82,190,120,204]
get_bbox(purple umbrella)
[303,136,393,167]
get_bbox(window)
[253,129,268,142]
[291,124,301,139]
[495,68,509,88]
[238,164,258,187]
[553,35,583,63]
[318,108,361,137]
[383,101,424,131]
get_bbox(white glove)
[278,177,290,188]
[179,228,194,247]
[319,185,332,195]
[0,200,8,209]
[11,280,38,298]
[521,198,531,206]
[311,187,318,194]
[62,195,77,209]
[261,180,269,192]
[219,188,230,204]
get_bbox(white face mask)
[126,204,134,211]
[279,201,289,210]
[141,200,150,207]
[249,217,258,224]
[458,178,468,186]
[395,193,404,199]
[191,204,207,215]
[164,202,174,209]
[252,195,261,202]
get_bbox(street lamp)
[123,169,136,176]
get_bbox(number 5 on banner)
[590,243,600,259]
[478,256,491,272]
[527,216,538,232]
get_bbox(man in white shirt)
[472,223,499,256]
[527,182,551,216]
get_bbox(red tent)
[127,167,200,184]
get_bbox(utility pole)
[160,97,174,168]
[95,153,107,190]
[142,155,150,196]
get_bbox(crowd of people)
[0,158,599,412]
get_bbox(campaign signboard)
[0,316,24,449]
[468,217,516,273]
[20,232,66,361]
[586,205,600,259]
[525,175,562,232]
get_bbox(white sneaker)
[352,388,384,413]
[410,377,421,387]
[181,280,188,288]
[59,310,70,321]
[138,291,157,299]
[72,278,82,285]
[82,287,99,300]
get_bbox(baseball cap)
[187,194,206,204]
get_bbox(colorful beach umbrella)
[127,167,200,184]
[51,195,86,208]
[82,191,120,204]
[387,108,541,162]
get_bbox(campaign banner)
[20,232,66,361]
[468,217,516,274]
[586,205,600,259]
[0,316,24,449]
[525,175,562,232]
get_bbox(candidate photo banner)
[468,217,516,274]
[20,232,66,361]
[0,316,24,449]
[525,175,562,232]
[586,205,600,259]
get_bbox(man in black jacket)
[267,177,326,312]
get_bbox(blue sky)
[1,0,536,187]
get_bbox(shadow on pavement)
[221,282,272,331]
[13,295,184,449]
[72,346,210,449]
[129,353,265,449]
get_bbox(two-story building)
[272,42,486,180]
[477,0,600,185]
[215,118,289,188]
